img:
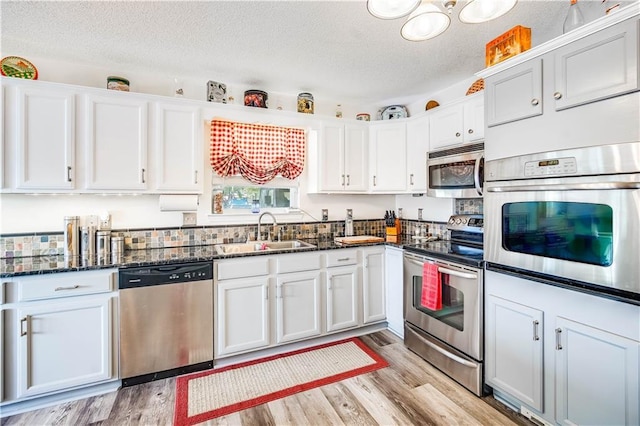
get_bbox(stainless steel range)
[403,214,486,396]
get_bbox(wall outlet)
[183,212,197,226]
[322,209,328,221]
[418,208,423,221]
[98,213,111,230]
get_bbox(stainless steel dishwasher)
[118,262,213,387]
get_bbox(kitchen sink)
[214,240,316,255]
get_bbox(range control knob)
[455,218,462,225]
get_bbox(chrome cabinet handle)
[141,168,146,183]
[373,176,377,186]
[55,285,80,291]
[455,132,461,137]
[20,316,29,337]
[337,257,351,262]
[533,320,540,341]
[468,129,473,134]
[410,174,414,185]
[194,170,198,184]
[341,174,345,186]
[531,98,540,106]
[554,92,562,100]
[67,166,72,182]
[346,175,350,186]
[555,328,563,350]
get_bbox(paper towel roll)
[159,195,199,212]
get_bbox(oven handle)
[405,258,477,280]
[408,324,478,368]
[474,156,483,196]
[487,182,640,192]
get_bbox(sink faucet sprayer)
[257,212,277,241]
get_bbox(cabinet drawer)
[326,249,358,267]
[216,257,271,281]
[15,269,115,302]
[277,252,322,274]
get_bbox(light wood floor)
[2,330,533,426]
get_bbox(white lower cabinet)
[276,271,322,343]
[1,269,118,405]
[362,247,385,324]
[326,265,358,332]
[215,278,269,357]
[384,246,403,337]
[485,269,640,426]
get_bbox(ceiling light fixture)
[367,0,421,20]
[459,0,518,24]
[369,0,518,41]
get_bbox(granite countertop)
[0,238,403,277]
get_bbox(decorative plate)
[380,105,408,120]
[466,78,484,96]
[1,56,38,80]
[425,100,440,110]
[207,80,227,103]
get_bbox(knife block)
[386,219,401,243]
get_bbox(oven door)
[427,148,484,198]
[485,173,640,295]
[403,252,482,360]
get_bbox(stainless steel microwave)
[427,142,484,198]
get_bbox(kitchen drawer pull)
[555,328,563,350]
[337,257,351,262]
[67,166,72,182]
[533,320,540,341]
[531,98,540,106]
[20,316,29,337]
[553,92,562,100]
[54,285,80,291]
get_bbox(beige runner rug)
[174,337,388,426]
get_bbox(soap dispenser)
[345,209,354,237]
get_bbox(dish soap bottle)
[563,0,585,34]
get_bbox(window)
[211,175,299,215]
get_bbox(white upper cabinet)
[429,93,484,150]
[317,122,368,192]
[369,120,407,192]
[13,85,76,190]
[405,115,429,193]
[479,11,640,160]
[153,102,202,192]
[84,94,148,190]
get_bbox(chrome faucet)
[257,212,277,241]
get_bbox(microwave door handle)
[487,182,640,192]
[474,156,483,196]
[438,266,477,280]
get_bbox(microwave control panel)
[524,156,577,177]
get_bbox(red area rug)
[173,337,388,426]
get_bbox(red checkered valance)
[210,119,306,185]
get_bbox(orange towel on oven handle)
[421,262,442,311]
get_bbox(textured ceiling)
[1,0,633,105]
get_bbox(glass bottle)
[212,184,223,214]
[563,0,585,34]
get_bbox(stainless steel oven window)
[411,273,464,331]
[502,201,613,266]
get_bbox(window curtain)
[210,119,306,185]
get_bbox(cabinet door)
[276,271,322,344]
[384,247,404,338]
[463,93,485,142]
[429,103,464,149]
[369,122,406,192]
[485,58,543,127]
[406,116,429,193]
[216,278,269,357]
[14,86,75,190]
[318,124,345,191]
[326,265,359,332]
[85,94,148,190]
[344,124,368,191]
[16,295,112,398]
[555,316,639,426]
[485,294,544,412]
[154,102,202,192]
[554,18,639,111]
[362,248,385,324]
